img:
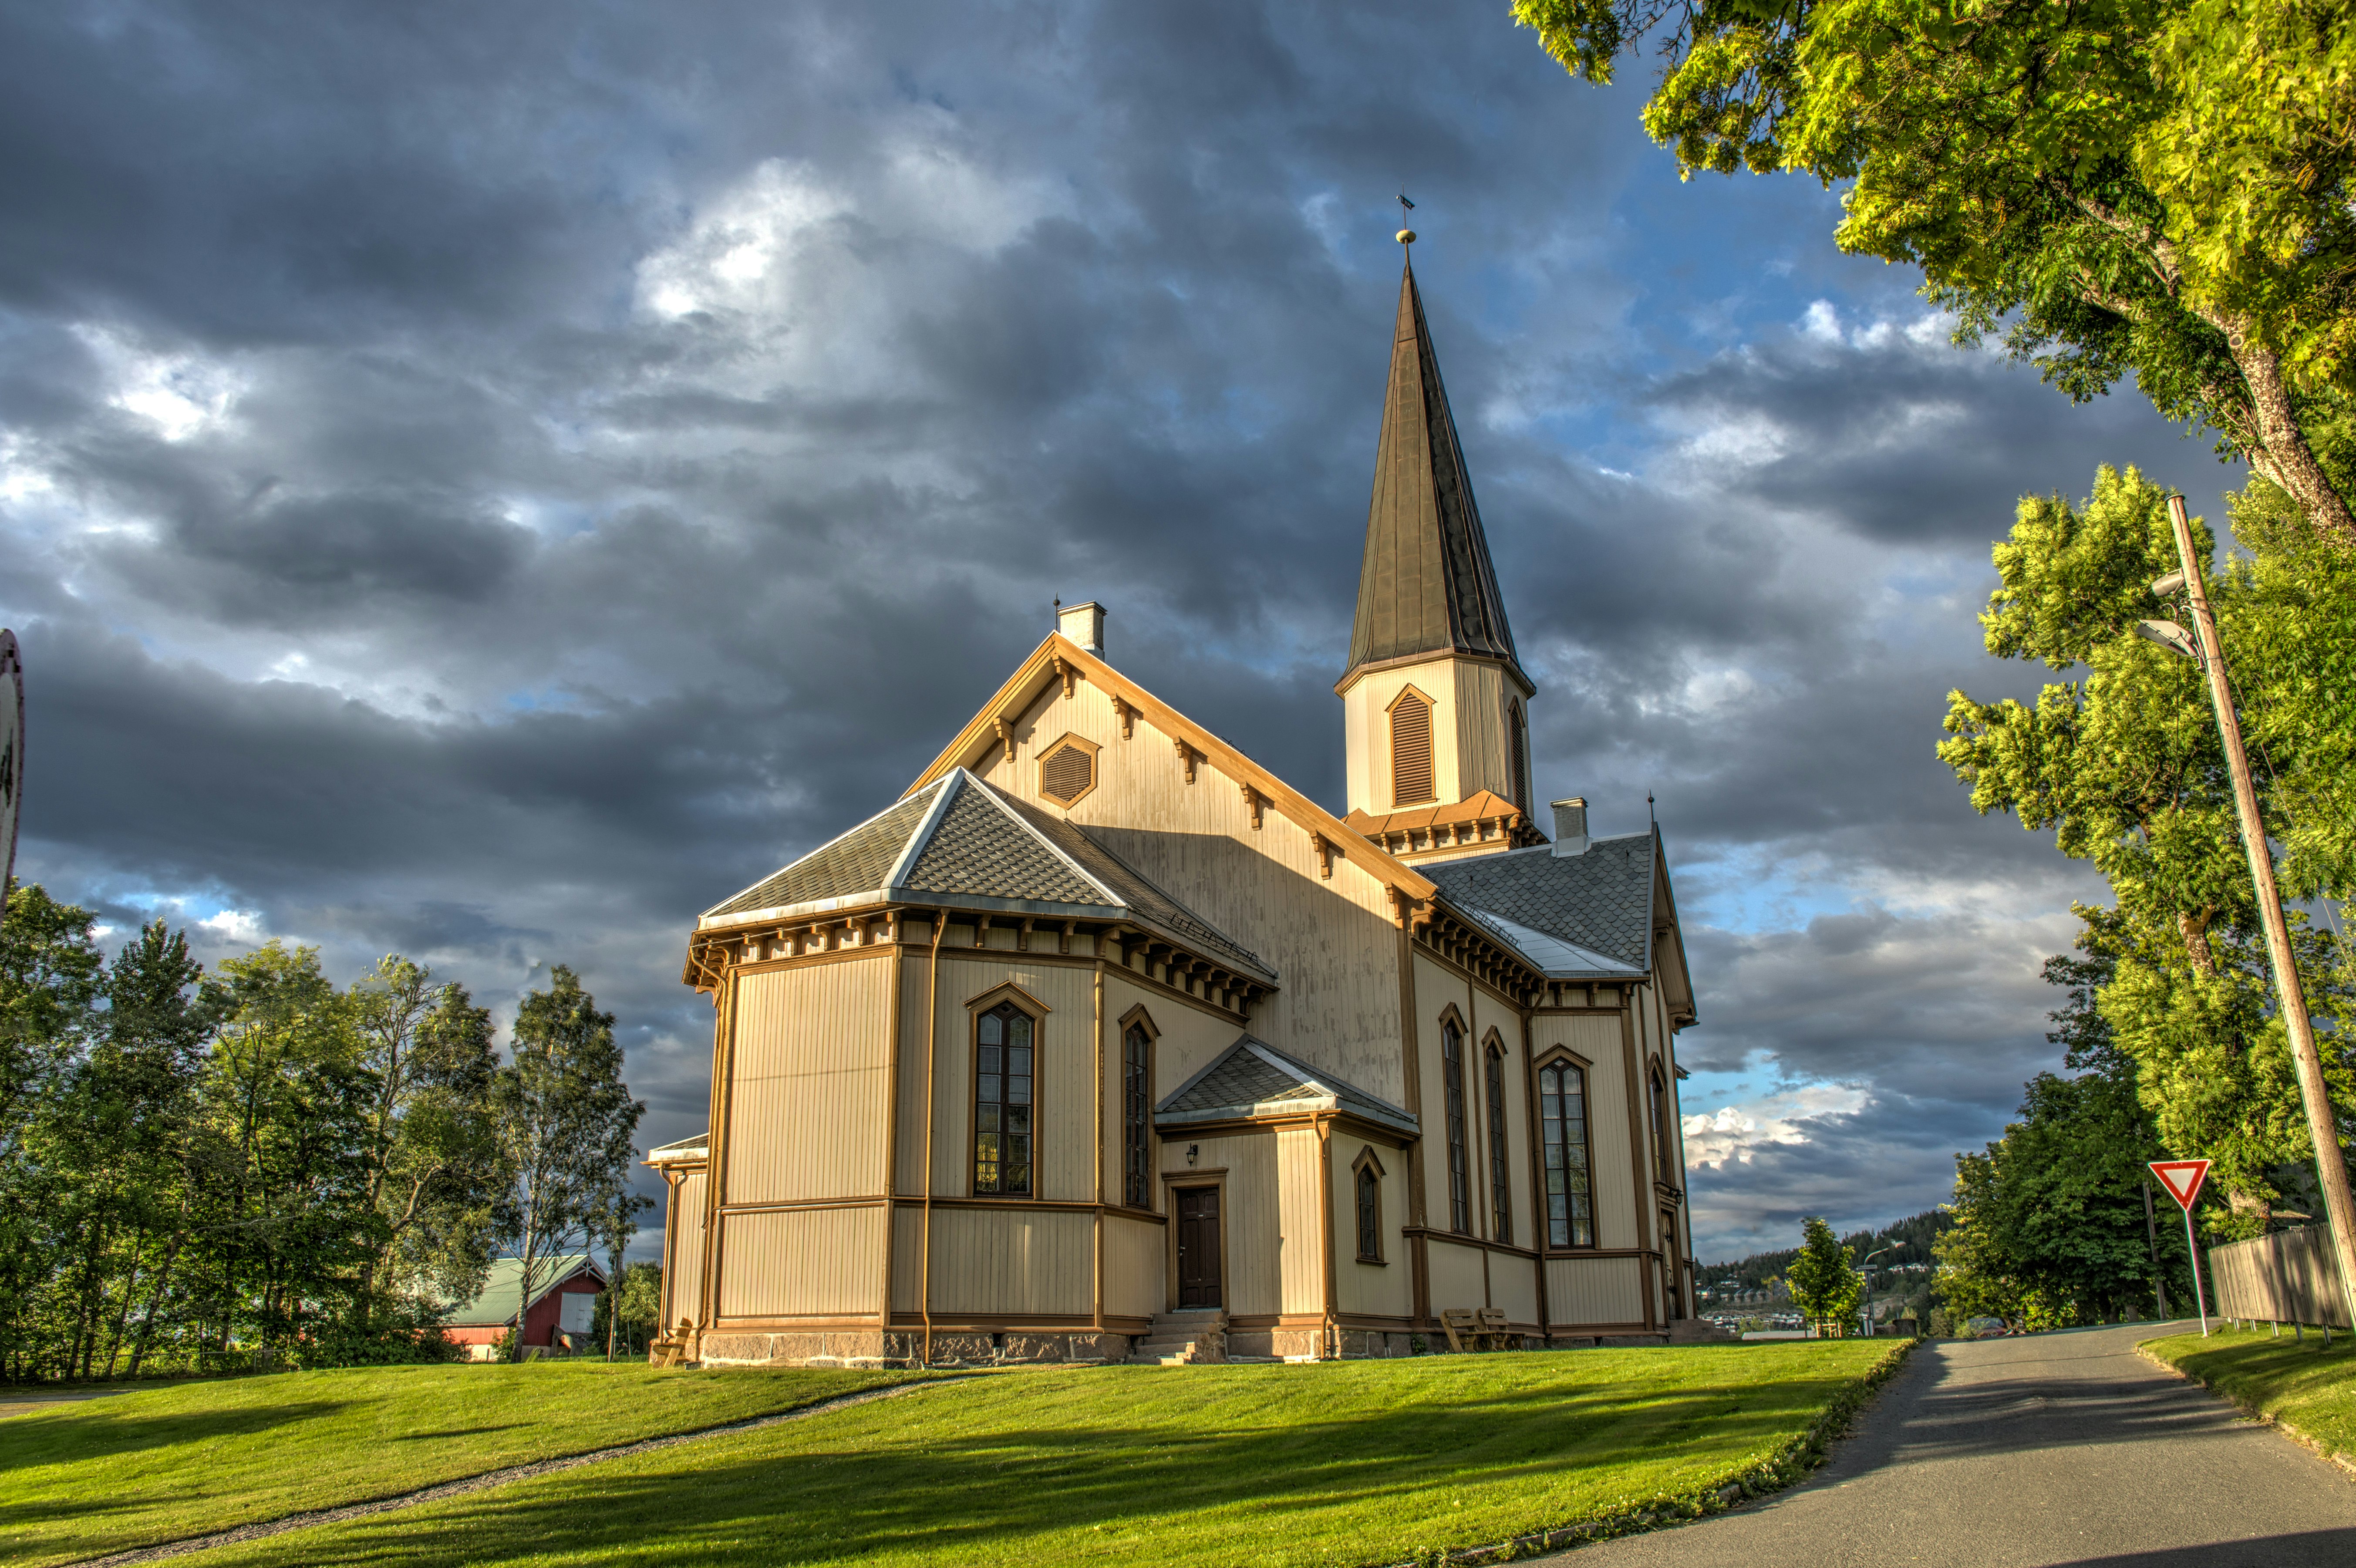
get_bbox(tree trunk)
[2222,324,2356,550]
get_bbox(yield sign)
[2151,1160,2211,1213]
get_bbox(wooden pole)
[2165,492,2356,1330]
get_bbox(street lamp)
[2142,494,2356,1330]
[1860,1247,1892,1338]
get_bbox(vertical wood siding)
[1339,656,1457,812]
[725,960,893,1207]
[991,678,1409,1109]
[1277,1126,1327,1318]
[666,1171,707,1328]
[1103,1211,1165,1318]
[1162,1131,1281,1317]
[1331,1140,1412,1319]
[890,1207,922,1315]
[1448,660,1512,804]
[926,1207,1094,1316]
[717,1205,884,1320]
[1425,1235,1488,1314]
[1546,1255,1645,1325]
[1490,1254,1540,1324]
[918,956,1097,1202]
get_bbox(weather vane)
[1396,191,1416,246]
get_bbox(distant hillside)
[1701,1208,1952,1288]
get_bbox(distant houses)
[444,1256,609,1360]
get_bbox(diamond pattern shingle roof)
[1422,833,1657,975]
[704,781,949,920]
[901,780,1109,906]
[698,772,1275,982]
[1157,1035,1416,1133]
[985,786,1273,978]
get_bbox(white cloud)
[71,324,247,442]
[197,908,268,944]
[1684,1083,1871,1167]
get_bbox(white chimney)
[1058,600,1106,654]
[1550,797,1590,856]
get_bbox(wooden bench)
[1440,1308,1517,1353]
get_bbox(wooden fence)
[2207,1227,2350,1327]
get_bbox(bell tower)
[1338,236,1541,865]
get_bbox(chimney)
[1058,600,1106,654]
[1550,797,1590,857]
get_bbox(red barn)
[444,1256,610,1360]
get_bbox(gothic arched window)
[1122,1022,1152,1207]
[1441,1020,1470,1234]
[1540,1060,1594,1248]
[1485,1043,1513,1244]
[974,1002,1035,1196]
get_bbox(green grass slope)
[0,1362,918,1568]
[186,1343,1897,1568]
[2144,1325,2356,1463]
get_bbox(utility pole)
[2160,493,2356,1329]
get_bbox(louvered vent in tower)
[1390,691,1435,806]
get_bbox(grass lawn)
[0,1361,922,1568]
[182,1342,1900,1568]
[2144,1324,2356,1460]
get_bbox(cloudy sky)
[0,1,2229,1262]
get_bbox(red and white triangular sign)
[2151,1159,2211,1213]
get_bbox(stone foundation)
[686,1328,1135,1369]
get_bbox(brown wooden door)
[1176,1187,1222,1308]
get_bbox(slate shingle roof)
[1422,832,1657,976]
[902,781,1106,906]
[704,781,948,921]
[698,771,1275,983]
[985,786,1272,978]
[1157,1035,1416,1133]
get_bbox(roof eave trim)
[1153,1100,1420,1134]
[906,634,1437,904]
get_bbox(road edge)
[2135,1341,2356,1484]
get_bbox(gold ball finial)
[1396,228,1416,244]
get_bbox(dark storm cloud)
[0,0,2192,1255]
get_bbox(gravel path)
[67,1378,954,1568]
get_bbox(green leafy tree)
[351,957,505,1318]
[492,966,645,1359]
[1937,464,2356,1216]
[0,887,105,1379]
[1934,961,2191,1327]
[194,942,375,1361]
[593,1262,664,1360]
[1785,1216,1862,1334]
[1512,0,2356,543]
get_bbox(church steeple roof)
[1344,253,1522,685]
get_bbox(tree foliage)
[0,890,646,1381]
[1934,955,2195,1326]
[1784,1215,1863,1332]
[1938,465,2356,1215]
[1513,0,2356,543]
[493,966,647,1359]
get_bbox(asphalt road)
[1546,1322,2356,1568]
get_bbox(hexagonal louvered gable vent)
[1039,739,1097,805]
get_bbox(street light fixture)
[2144,493,2356,1330]
[1860,1246,1893,1338]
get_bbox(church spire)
[1343,249,1522,686]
